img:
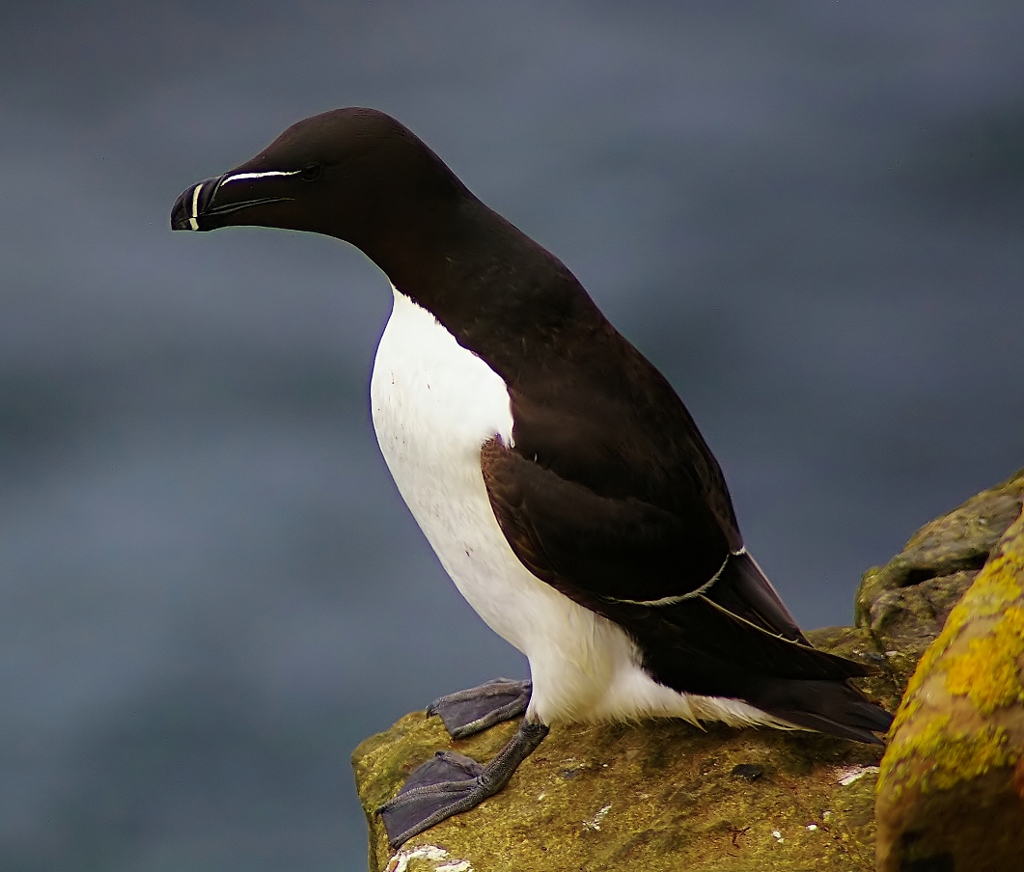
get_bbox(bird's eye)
[300,164,322,182]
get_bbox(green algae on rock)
[875,508,1024,872]
[352,627,894,871]
[354,709,887,872]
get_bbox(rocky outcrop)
[352,470,1024,871]
[855,471,1024,695]
[875,502,1024,870]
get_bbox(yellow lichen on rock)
[880,713,1016,798]
[876,509,1024,872]
[944,604,1024,715]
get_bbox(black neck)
[353,196,603,369]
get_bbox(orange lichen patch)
[944,605,1024,715]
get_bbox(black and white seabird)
[171,108,892,847]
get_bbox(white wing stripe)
[603,549,744,607]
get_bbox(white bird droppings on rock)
[835,765,880,786]
[583,803,612,831]
[385,844,473,872]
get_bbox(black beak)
[171,174,293,231]
[171,176,221,231]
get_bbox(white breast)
[369,288,786,731]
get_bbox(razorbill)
[171,108,892,848]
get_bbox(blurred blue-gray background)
[1,2,1021,869]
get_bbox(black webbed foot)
[427,677,531,738]
[378,720,548,848]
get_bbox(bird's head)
[171,108,468,253]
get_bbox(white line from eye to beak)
[189,183,203,231]
[220,169,303,184]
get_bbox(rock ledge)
[353,470,1024,871]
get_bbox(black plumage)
[172,107,892,845]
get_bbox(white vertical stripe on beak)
[189,183,203,231]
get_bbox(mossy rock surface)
[353,469,1024,871]
[353,636,892,871]
[354,695,885,871]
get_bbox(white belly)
[369,288,784,731]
